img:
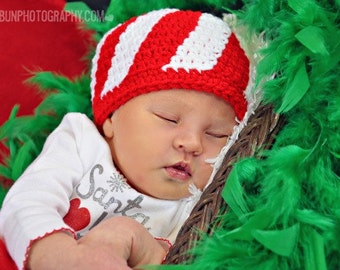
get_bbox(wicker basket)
[164,103,284,264]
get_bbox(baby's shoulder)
[59,113,95,130]
[50,113,99,143]
[62,112,92,123]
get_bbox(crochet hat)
[91,8,251,127]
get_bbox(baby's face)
[103,90,236,200]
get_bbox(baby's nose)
[173,131,203,156]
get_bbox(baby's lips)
[164,162,192,181]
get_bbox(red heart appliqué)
[63,198,91,231]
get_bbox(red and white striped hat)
[91,9,250,127]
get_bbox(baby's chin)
[126,176,202,200]
[158,183,203,201]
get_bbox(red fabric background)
[0,0,92,125]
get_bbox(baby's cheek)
[207,141,226,159]
[194,163,214,190]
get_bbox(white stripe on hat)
[162,13,231,72]
[99,9,177,99]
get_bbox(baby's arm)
[28,216,167,269]
[0,113,107,268]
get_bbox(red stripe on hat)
[93,16,138,104]
[132,10,202,72]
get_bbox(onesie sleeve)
[0,113,93,269]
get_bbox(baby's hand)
[28,216,167,269]
[79,216,168,268]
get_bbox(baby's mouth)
[164,162,192,181]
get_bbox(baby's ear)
[102,117,114,138]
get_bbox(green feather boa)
[0,0,339,268]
